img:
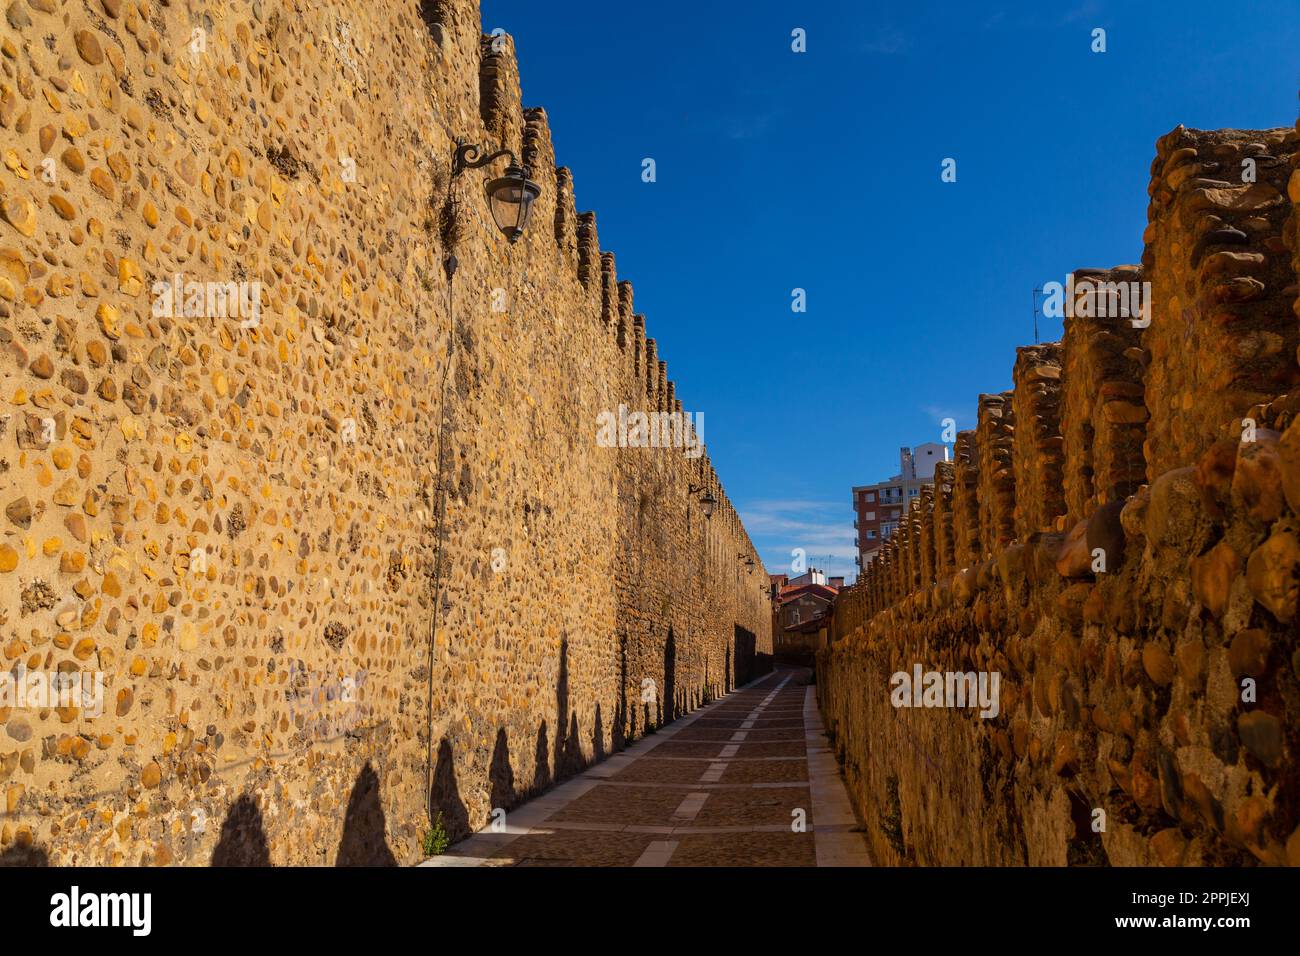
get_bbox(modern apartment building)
[852,442,950,569]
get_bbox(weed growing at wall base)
[423,812,450,856]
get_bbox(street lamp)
[427,135,542,835]
[699,490,717,518]
[689,483,717,519]
[451,141,541,243]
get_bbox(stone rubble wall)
[823,121,1300,867]
[1011,343,1063,539]
[1142,127,1300,478]
[1060,266,1147,527]
[0,0,770,865]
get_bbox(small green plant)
[423,811,449,857]
[881,775,907,860]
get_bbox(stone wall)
[1142,126,1300,478]
[1060,266,1147,527]
[822,120,1300,867]
[0,0,770,865]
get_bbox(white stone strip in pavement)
[671,792,711,822]
[591,779,805,790]
[650,754,806,762]
[696,673,793,783]
[537,820,857,835]
[698,761,727,783]
[632,839,680,867]
[803,685,872,867]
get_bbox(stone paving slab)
[693,785,813,827]
[648,740,806,759]
[720,759,808,784]
[609,757,721,784]
[667,831,817,867]
[671,726,805,741]
[549,783,700,826]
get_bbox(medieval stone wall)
[823,120,1300,867]
[0,0,770,865]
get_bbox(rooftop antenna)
[1031,287,1042,344]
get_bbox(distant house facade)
[769,572,840,664]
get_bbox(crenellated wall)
[1060,266,1147,527]
[1142,126,1300,478]
[0,0,770,865]
[1011,343,1064,539]
[823,120,1300,867]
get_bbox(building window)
[866,530,876,539]
[864,511,875,521]
[864,492,875,503]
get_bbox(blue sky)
[483,0,1300,582]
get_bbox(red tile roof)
[775,583,838,605]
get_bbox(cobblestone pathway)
[421,667,871,867]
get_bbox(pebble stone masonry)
[0,0,772,865]
[824,116,1300,867]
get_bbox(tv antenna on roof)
[1031,287,1042,344]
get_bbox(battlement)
[825,118,1300,868]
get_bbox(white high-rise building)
[852,442,951,569]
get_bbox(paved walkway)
[421,667,871,867]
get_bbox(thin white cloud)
[921,404,973,430]
[726,109,781,141]
[862,28,908,55]
[739,498,860,583]
[1059,1,1101,25]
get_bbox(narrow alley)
[422,669,870,867]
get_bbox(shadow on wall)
[533,718,551,795]
[431,737,471,842]
[211,793,271,866]
[555,635,583,780]
[592,701,605,763]
[733,624,770,686]
[663,627,677,724]
[489,728,515,813]
[0,841,49,866]
[336,761,398,866]
[614,631,629,750]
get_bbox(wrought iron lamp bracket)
[452,141,522,177]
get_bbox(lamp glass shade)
[486,165,541,242]
[700,491,717,518]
